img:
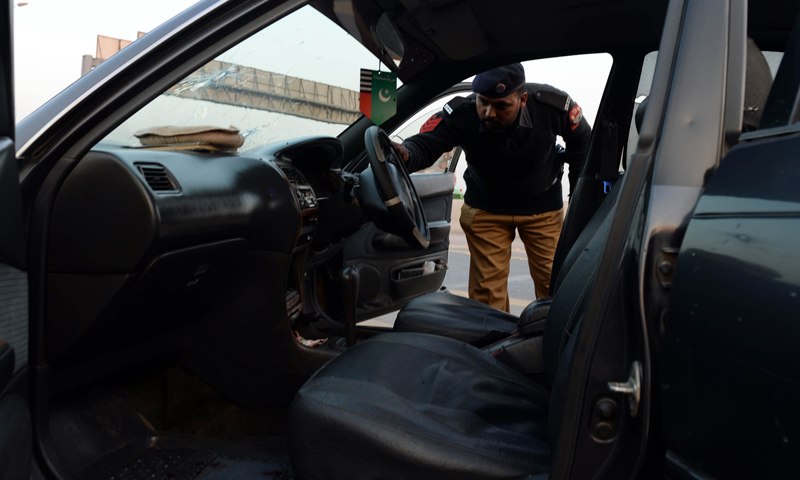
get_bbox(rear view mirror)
[374,13,405,68]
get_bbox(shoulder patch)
[420,112,444,133]
[443,96,472,115]
[569,104,583,130]
[532,86,570,112]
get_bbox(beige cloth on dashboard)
[134,125,245,150]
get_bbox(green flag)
[360,69,397,125]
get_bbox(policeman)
[393,63,591,311]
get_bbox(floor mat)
[195,457,293,480]
[79,436,293,480]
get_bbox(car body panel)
[664,133,800,479]
[0,3,33,480]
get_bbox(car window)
[391,91,466,193]
[101,5,391,150]
[393,54,613,202]
[627,47,785,156]
[385,54,612,319]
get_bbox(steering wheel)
[363,126,430,249]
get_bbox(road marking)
[449,289,532,307]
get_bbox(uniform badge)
[443,96,470,115]
[420,112,443,133]
[569,104,583,130]
[496,83,506,93]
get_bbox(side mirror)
[373,13,405,68]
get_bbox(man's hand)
[391,141,410,163]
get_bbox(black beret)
[472,63,525,98]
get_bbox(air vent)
[280,166,306,185]
[134,162,179,193]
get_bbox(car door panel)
[0,391,32,480]
[663,134,800,479]
[660,9,800,477]
[0,4,32,479]
[0,138,25,268]
[413,172,455,244]
[344,172,453,319]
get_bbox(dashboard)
[44,137,360,364]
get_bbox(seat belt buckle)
[595,173,614,194]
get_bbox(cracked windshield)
[103,5,388,149]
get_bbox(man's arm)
[560,99,592,197]
[394,107,464,172]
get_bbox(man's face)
[476,90,527,131]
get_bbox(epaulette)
[443,96,474,115]
[531,84,571,112]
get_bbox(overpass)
[84,35,362,125]
[165,60,361,125]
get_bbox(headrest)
[744,37,773,131]
[634,37,772,134]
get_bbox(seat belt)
[595,118,620,200]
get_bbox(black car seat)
[286,176,620,479]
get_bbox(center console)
[274,160,319,321]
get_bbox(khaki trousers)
[459,203,564,312]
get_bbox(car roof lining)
[317,0,800,85]
[320,0,670,82]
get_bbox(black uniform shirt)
[403,83,591,216]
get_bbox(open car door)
[661,10,800,477]
[342,166,455,322]
[341,86,473,322]
[0,3,33,479]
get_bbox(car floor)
[47,365,294,480]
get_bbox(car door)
[547,0,749,476]
[0,3,33,479]
[662,10,800,478]
[341,90,470,322]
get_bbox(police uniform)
[402,64,591,310]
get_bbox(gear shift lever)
[340,266,360,347]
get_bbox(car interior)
[4,0,800,479]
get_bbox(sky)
[13,0,198,120]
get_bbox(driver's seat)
[287,181,619,478]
